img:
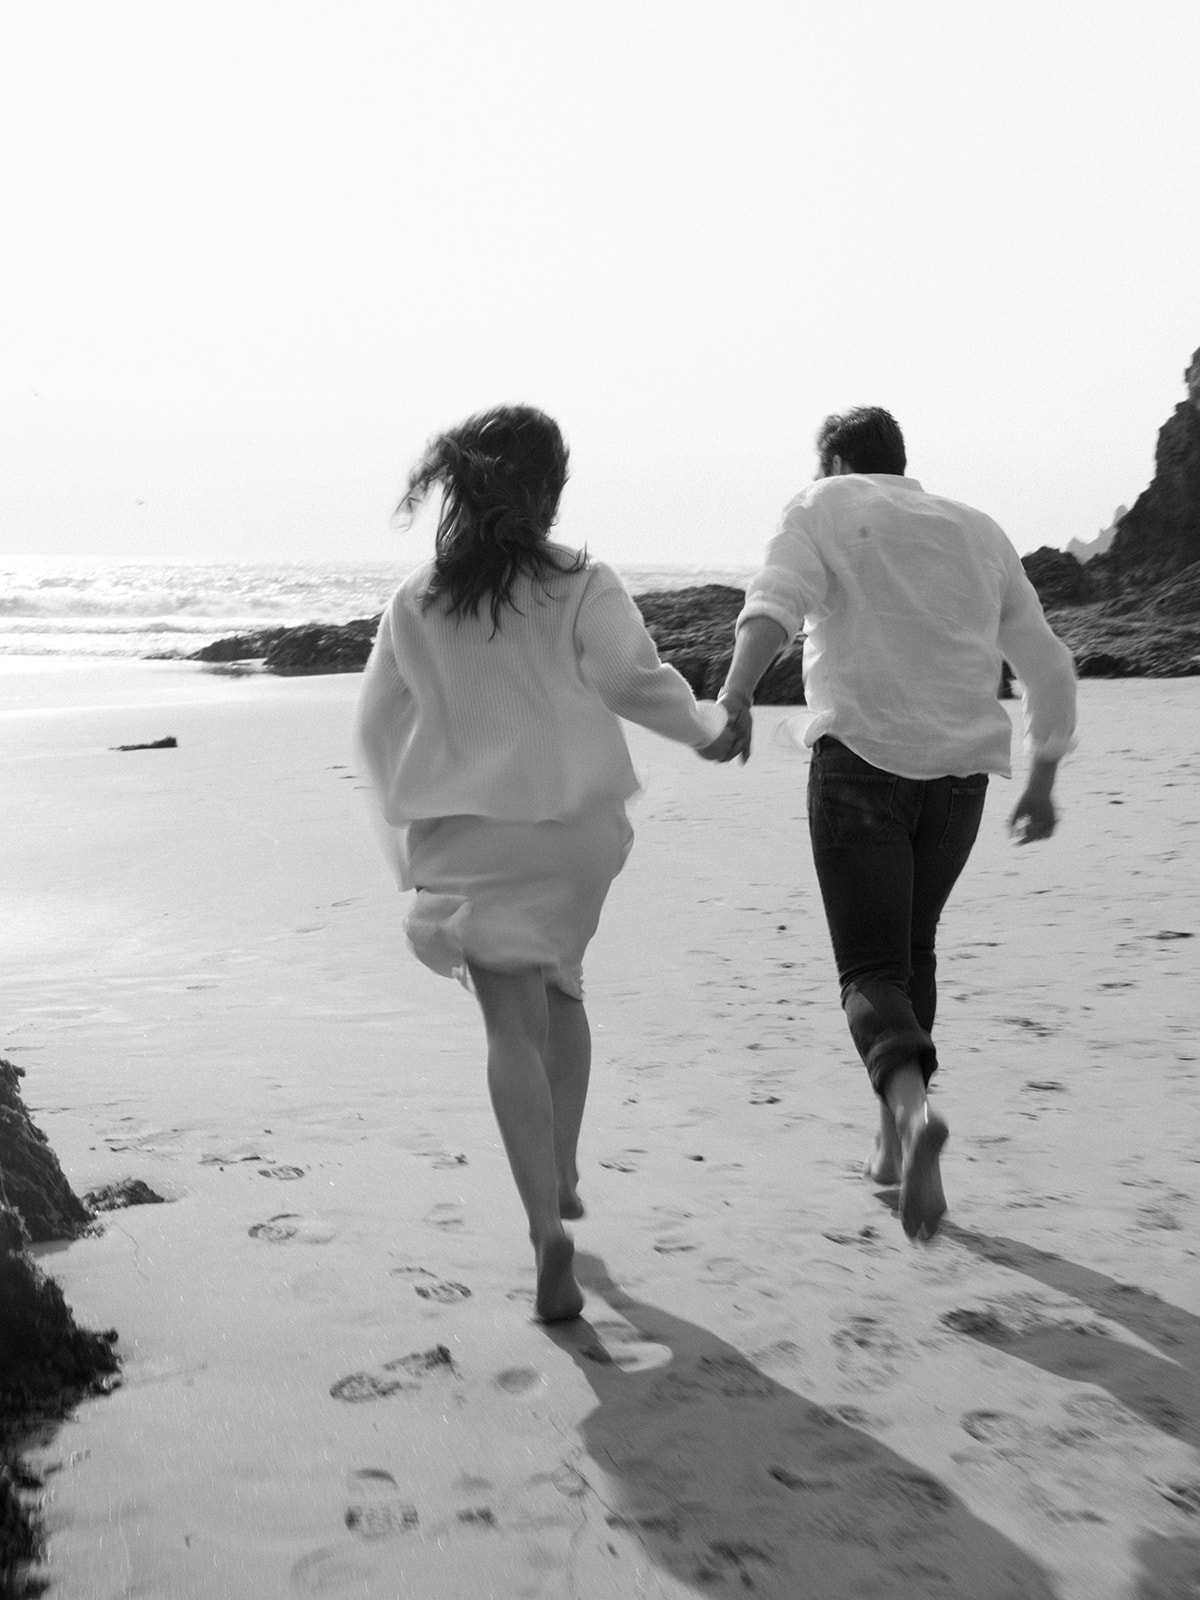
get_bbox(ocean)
[0,557,756,662]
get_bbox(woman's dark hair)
[395,405,584,631]
[816,406,907,476]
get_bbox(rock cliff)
[1093,397,1200,589]
[1,1059,119,1596]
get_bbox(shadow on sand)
[939,1225,1200,1600]
[544,1250,1057,1599]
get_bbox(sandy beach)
[4,660,1199,1600]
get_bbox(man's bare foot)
[898,1111,948,1240]
[558,1189,585,1221]
[863,1131,901,1185]
[534,1233,584,1322]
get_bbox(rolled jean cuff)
[865,1031,938,1097]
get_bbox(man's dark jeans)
[807,737,988,1096]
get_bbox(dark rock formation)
[261,619,379,675]
[189,626,289,663]
[1041,604,1200,678]
[1021,547,1092,607]
[1012,350,1200,674]
[191,619,378,675]
[0,1064,91,1246]
[1,1060,120,1597]
[633,585,750,699]
[1090,388,1200,591]
[83,1179,165,1213]
[186,587,809,699]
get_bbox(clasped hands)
[697,690,753,764]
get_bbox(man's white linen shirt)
[737,475,1077,780]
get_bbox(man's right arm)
[720,615,789,734]
[719,501,823,751]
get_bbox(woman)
[357,405,734,1320]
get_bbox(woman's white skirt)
[403,802,634,998]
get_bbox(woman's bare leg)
[544,986,591,1219]
[468,963,583,1321]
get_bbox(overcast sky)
[3,0,1198,568]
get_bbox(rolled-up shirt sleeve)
[997,547,1078,762]
[576,569,727,747]
[736,498,828,637]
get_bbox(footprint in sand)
[1136,1203,1184,1231]
[821,1225,882,1250]
[494,1367,541,1394]
[830,1316,905,1388]
[344,1468,420,1540]
[692,1541,775,1587]
[249,1214,336,1245]
[455,1506,498,1527]
[703,1257,750,1287]
[424,1201,465,1229]
[389,1265,472,1302]
[330,1345,457,1403]
[291,1545,377,1594]
[258,1164,306,1181]
[600,1154,639,1172]
[583,1319,672,1373]
[652,1233,699,1255]
[651,1353,778,1405]
[961,1410,1031,1449]
[414,1279,471,1302]
[249,1214,299,1242]
[330,1373,411,1403]
[200,1149,264,1167]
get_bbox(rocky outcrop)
[1012,353,1200,674]
[186,590,810,698]
[1021,547,1093,608]
[1090,400,1200,591]
[188,626,290,663]
[629,586,804,701]
[1066,514,1122,565]
[1,1060,119,1597]
[0,1063,91,1245]
[189,619,377,674]
[1040,599,1200,678]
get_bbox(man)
[719,407,1077,1240]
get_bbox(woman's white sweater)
[356,553,726,861]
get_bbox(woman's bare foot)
[898,1110,949,1240]
[558,1188,585,1221]
[534,1233,584,1322]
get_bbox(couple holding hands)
[357,402,1076,1321]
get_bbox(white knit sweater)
[356,552,726,877]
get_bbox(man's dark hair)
[816,407,907,476]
